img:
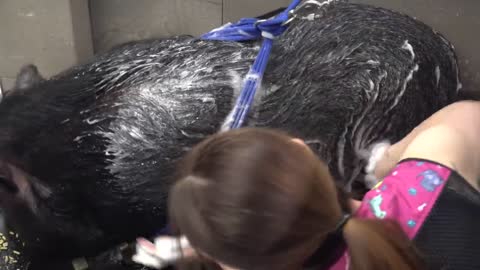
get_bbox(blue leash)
[202,0,302,129]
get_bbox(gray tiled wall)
[90,0,222,53]
[0,0,93,89]
[0,0,479,92]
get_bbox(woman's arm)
[374,101,480,190]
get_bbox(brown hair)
[169,128,424,270]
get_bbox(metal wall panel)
[223,0,291,23]
[1,0,478,92]
[0,0,93,87]
[90,0,222,53]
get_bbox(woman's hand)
[132,236,194,269]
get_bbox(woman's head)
[170,128,341,269]
[169,128,424,270]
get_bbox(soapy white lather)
[401,40,415,61]
[364,141,391,188]
[133,236,191,269]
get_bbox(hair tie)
[303,214,352,269]
[333,214,351,234]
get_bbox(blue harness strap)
[202,0,302,130]
[157,0,303,236]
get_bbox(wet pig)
[0,2,461,269]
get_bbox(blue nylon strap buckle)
[201,0,302,130]
[156,0,304,237]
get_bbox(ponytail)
[343,218,425,270]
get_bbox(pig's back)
[257,2,459,189]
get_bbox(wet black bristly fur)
[0,2,461,270]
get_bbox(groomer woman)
[136,101,480,270]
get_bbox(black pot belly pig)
[0,2,461,270]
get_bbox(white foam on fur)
[401,40,415,61]
[365,141,391,188]
[435,66,441,87]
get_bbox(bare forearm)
[374,101,480,179]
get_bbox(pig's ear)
[13,64,45,91]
